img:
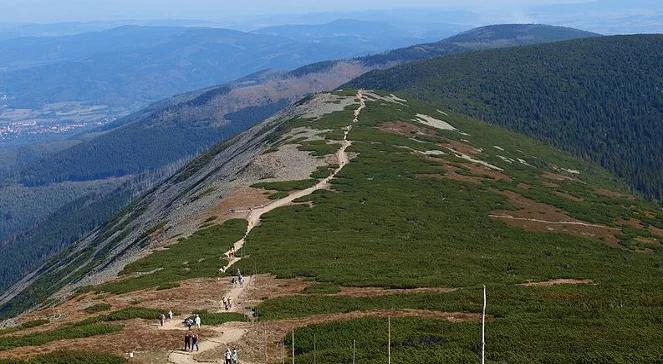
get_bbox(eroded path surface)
[222,90,366,272]
[168,91,366,364]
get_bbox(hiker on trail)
[228,297,232,309]
[184,332,192,352]
[159,313,165,326]
[192,333,200,351]
[231,277,236,286]
[232,348,239,364]
[168,310,173,320]
[185,317,193,330]
[195,314,201,328]
[224,348,232,364]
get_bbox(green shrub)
[0,319,49,336]
[190,311,246,325]
[0,323,122,351]
[83,303,111,314]
[302,282,341,294]
[96,220,246,294]
[0,351,126,363]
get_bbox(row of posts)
[264,286,486,363]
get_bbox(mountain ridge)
[0,90,661,362]
[0,23,603,318]
[348,34,663,201]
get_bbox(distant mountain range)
[13,24,598,187]
[0,20,462,112]
[0,23,601,315]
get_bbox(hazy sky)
[0,0,587,23]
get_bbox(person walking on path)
[228,297,232,309]
[168,310,173,320]
[224,348,232,364]
[195,314,201,328]
[192,334,200,351]
[232,348,239,364]
[184,332,192,352]
[222,297,228,310]
[159,313,165,327]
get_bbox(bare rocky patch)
[414,113,456,130]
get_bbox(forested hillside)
[442,23,598,49]
[349,35,663,201]
[0,23,602,312]
[2,91,661,362]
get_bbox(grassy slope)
[74,91,662,362]
[348,35,663,202]
[95,220,246,294]
[228,92,663,362]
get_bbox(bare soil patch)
[337,287,456,297]
[596,188,634,199]
[650,225,663,239]
[519,279,594,287]
[491,191,620,246]
[0,319,197,361]
[203,187,273,225]
[553,190,583,202]
[517,183,532,190]
[542,172,578,182]
[379,121,436,137]
[443,140,481,156]
[617,217,644,230]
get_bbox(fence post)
[388,316,391,364]
[481,285,486,364]
[353,339,356,364]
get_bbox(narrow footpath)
[222,90,366,272]
[167,91,366,364]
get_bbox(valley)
[0,24,599,302]
[0,91,661,363]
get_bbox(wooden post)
[388,317,391,364]
[264,323,268,364]
[353,340,356,364]
[481,285,486,364]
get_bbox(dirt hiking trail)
[167,91,366,364]
[222,90,366,272]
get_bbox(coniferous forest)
[349,35,663,201]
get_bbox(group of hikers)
[158,310,175,327]
[155,268,245,360]
[184,314,202,329]
[183,331,201,352]
[224,348,240,364]
[222,296,233,310]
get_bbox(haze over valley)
[0,1,661,363]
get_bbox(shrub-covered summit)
[348,34,663,202]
